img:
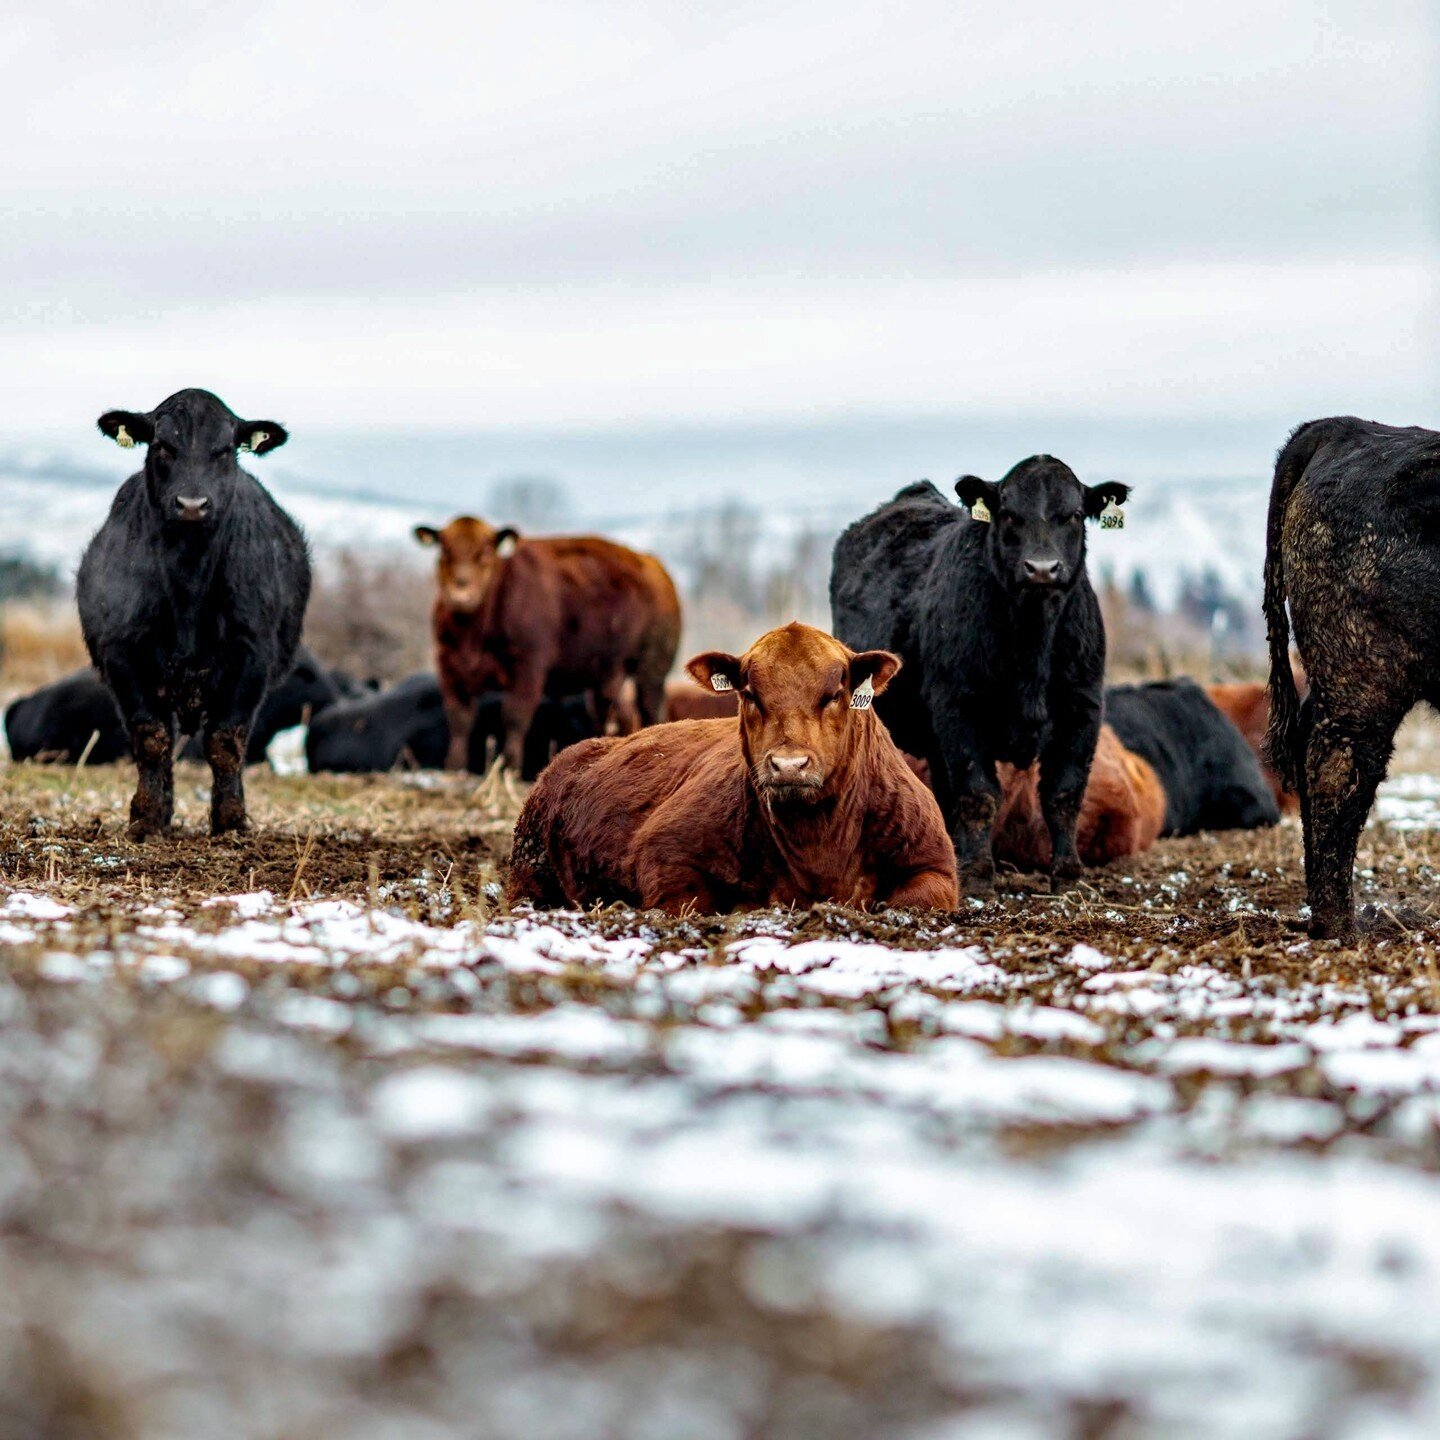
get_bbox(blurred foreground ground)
[3,754,1440,1438]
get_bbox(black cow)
[305,673,596,777]
[831,460,1128,894]
[7,647,352,768]
[1104,680,1279,836]
[1263,416,1440,939]
[76,389,310,837]
[4,670,129,764]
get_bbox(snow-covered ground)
[5,870,1440,1437]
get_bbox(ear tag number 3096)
[969,497,992,524]
[1100,500,1125,530]
[710,674,734,693]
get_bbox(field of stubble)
[4,722,1440,1440]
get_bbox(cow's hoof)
[211,808,249,837]
[1048,862,1083,895]
[1308,913,1358,943]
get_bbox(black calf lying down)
[1104,679,1279,835]
[5,647,347,766]
[305,674,595,778]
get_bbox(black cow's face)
[98,388,287,532]
[956,456,1129,593]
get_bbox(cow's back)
[508,719,738,906]
[1106,680,1278,834]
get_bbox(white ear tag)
[1099,499,1125,530]
[240,430,268,455]
[710,674,733,692]
[969,497,991,524]
[850,676,874,710]
[115,424,135,449]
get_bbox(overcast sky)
[1,0,1434,431]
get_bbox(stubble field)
[4,736,1440,1439]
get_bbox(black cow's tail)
[1263,420,1329,790]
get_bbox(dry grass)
[0,598,87,695]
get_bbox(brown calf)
[415,517,681,771]
[993,724,1166,871]
[507,622,959,914]
[1205,681,1300,815]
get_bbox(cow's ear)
[236,421,287,455]
[686,651,744,695]
[954,475,1000,522]
[1083,480,1130,519]
[495,527,519,558]
[97,410,153,449]
[413,525,441,547]
[849,649,901,705]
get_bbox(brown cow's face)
[686,622,900,806]
[414,516,518,615]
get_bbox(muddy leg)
[1302,707,1398,940]
[129,717,175,839]
[443,694,478,772]
[206,724,250,835]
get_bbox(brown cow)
[414,517,681,771]
[663,675,740,722]
[507,622,959,914]
[1205,681,1299,815]
[993,724,1166,871]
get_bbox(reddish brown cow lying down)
[415,516,681,771]
[993,724,1166,871]
[508,622,959,914]
[663,675,740,722]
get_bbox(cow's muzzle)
[759,751,824,802]
[174,495,211,523]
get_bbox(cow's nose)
[175,495,210,522]
[1023,557,1061,583]
[770,753,810,776]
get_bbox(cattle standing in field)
[6,646,343,767]
[76,389,310,837]
[415,517,681,772]
[1263,416,1440,939]
[831,460,1128,896]
[304,673,596,776]
[993,724,1166,871]
[1106,679,1280,836]
[508,622,959,914]
[1205,680,1300,815]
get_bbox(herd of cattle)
[4,388,1432,940]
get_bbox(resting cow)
[1263,416,1440,939]
[993,724,1166,871]
[305,673,595,777]
[508,622,959,914]
[1105,679,1279,836]
[7,646,343,767]
[1204,681,1299,815]
[663,676,740,722]
[77,389,310,837]
[831,460,1128,896]
[415,517,680,772]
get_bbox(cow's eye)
[823,691,842,708]
[743,690,765,716]
[212,446,231,460]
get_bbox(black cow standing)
[831,458,1128,894]
[77,389,311,838]
[1264,416,1440,940]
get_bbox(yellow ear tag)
[710,674,733,692]
[970,497,991,524]
[240,430,268,454]
[115,424,135,449]
[850,676,874,711]
[1099,499,1125,530]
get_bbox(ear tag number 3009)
[850,677,874,711]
